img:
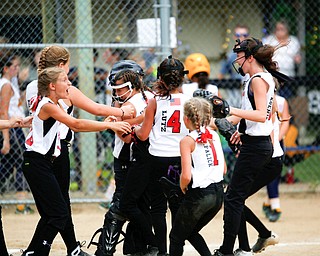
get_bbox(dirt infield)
[3,191,320,255]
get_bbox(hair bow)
[196,128,212,143]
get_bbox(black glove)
[206,95,230,118]
[214,118,240,153]
[193,89,213,98]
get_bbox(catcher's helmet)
[184,53,210,80]
[157,55,189,79]
[233,37,263,58]
[108,60,144,85]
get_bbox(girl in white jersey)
[234,94,291,255]
[262,95,290,222]
[93,67,155,256]
[22,67,131,256]
[134,55,190,255]
[229,94,290,256]
[23,45,132,256]
[169,97,225,256]
[213,38,293,256]
[0,55,32,214]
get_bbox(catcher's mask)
[110,69,141,103]
[232,38,263,76]
[157,55,189,79]
[110,81,133,103]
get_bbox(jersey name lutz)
[161,110,167,132]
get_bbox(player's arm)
[0,83,14,154]
[39,103,131,134]
[135,98,156,141]
[68,86,133,118]
[180,136,195,194]
[279,99,290,140]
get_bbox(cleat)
[234,248,253,256]
[252,232,279,253]
[212,250,233,256]
[20,250,35,256]
[67,241,93,256]
[268,209,281,222]
[262,203,271,218]
[98,202,110,211]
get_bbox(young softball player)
[23,45,132,255]
[133,55,190,255]
[93,66,155,256]
[21,67,131,256]
[169,97,225,256]
[213,37,286,256]
[234,94,290,255]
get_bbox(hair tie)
[196,128,212,143]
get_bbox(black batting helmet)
[108,60,144,85]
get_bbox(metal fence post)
[160,0,171,59]
[75,0,97,195]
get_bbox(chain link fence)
[0,0,319,204]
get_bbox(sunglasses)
[234,33,249,38]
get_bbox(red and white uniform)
[25,97,61,157]
[26,80,74,142]
[113,91,154,159]
[149,93,190,157]
[188,129,224,188]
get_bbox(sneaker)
[20,250,35,255]
[234,248,253,256]
[15,205,34,214]
[98,202,110,211]
[68,241,93,256]
[262,203,271,218]
[251,232,279,253]
[212,250,234,256]
[268,209,281,222]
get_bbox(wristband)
[120,108,125,118]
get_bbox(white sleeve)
[25,80,38,114]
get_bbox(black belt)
[24,151,57,163]
[61,139,71,146]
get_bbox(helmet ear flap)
[157,55,188,79]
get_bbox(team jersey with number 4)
[149,93,190,157]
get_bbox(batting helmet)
[108,60,144,85]
[157,55,189,79]
[184,53,210,80]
